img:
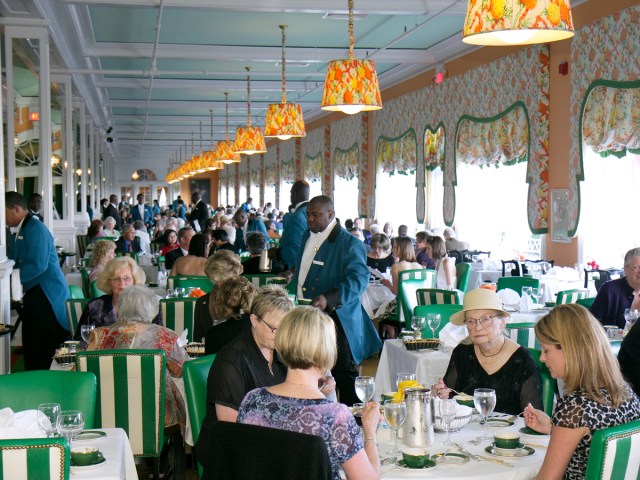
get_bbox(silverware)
[380,456,397,466]
[523,442,548,449]
[454,444,513,467]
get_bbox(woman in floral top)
[88,285,189,433]
[524,304,640,479]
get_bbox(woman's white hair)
[116,285,159,323]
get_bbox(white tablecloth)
[72,427,138,480]
[539,276,587,303]
[362,283,395,319]
[374,340,452,398]
[468,268,503,290]
[507,310,549,324]
[378,416,546,479]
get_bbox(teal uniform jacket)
[279,202,307,269]
[7,214,70,330]
[295,223,382,365]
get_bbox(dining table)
[362,281,396,319]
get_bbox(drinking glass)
[395,373,416,390]
[521,286,533,301]
[439,399,457,445]
[56,410,84,447]
[474,388,496,440]
[354,376,375,404]
[80,324,95,344]
[410,316,426,339]
[37,403,60,437]
[534,288,544,305]
[427,313,442,339]
[384,400,407,455]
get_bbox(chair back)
[65,298,90,337]
[416,288,463,306]
[169,276,214,293]
[576,297,596,309]
[160,297,199,342]
[150,242,162,255]
[397,269,437,322]
[201,421,332,480]
[0,371,97,428]
[90,280,106,299]
[522,259,554,275]
[455,263,471,292]
[526,348,557,417]
[242,273,276,288]
[75,349,166,457]
[556,288,589,305]
[80,268,91,298]
[68,285,85,299]
[447,250,465,265]
[505,322,539,349]
[76,235,89,259]
[412,304,463,337]
[496,277,540,295]
[0,438,69,480]
[183,354,216,478]
[584,419,640,480]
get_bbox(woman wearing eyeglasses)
[432,288,543,415]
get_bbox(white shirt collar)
[292,200,307,212]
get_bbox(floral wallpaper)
[568,4,640,236]
[334,143,360,180]
[424,125,446,171]
[302,128,324,167]
[304,153,322,183]
[375,129,417,175]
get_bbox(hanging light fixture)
[264,25,306,140]
[234,66,267,155]
[462,0,574,46]
[206,109,223,171]
[216,92,241,164]
[321,0,382,115]
[131,171,140,181]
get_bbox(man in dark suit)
[278,180,309,270]
[115,225,142,253]
[233,208,268,252]
[189,191,209,232]
[165,226,195,269]
[102,194,122,230]
[130,193,154,227]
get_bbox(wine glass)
[474,388,496,440]
[521,286,533,301]
[439,399,457,446]
[395,373,416,390]
[37,403,60,437]
[384,400,407,455]
[56,410,84,447]
[80,324,95,344]
[410,316,426,339]
[354,376,375,404]
[427,313,442,339]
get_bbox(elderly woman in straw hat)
[432,288,543,415]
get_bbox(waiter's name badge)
[312,260,324,266]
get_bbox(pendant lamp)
[462,0,574,46]
[216,92,241,164]
[264,25,306,140]
[321,0,382,115]
[234,67,267,155]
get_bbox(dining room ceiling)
[2,0,481,173]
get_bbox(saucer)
[480,418,514,427]
[519,426,548,437]
[485,445,534,457]
[491,442,525,455]
[430,452,470,464]
[396,459,436,470]
[71,457,106,469]
[75,430,107,441]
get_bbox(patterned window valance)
[376,129,417,175]
[238,168,248,189]
[456,102,529,167]
[281,158,295,184]
[264,163,277,187]
[251,164,261,189]
[304,153,322,183]
[334,143,360,180]
[581,80,640,158]
[424,124,445,171]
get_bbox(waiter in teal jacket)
[295,195,382,405]
[6,192,69,370]
[279,180,310,269]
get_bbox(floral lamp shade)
[234,125,267,155]
[216,139,241,164]
[264,103,306,140]
[462,0,574,46]
[322,58,382,115]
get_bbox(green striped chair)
[497,277,540,295]
[397,269,437,323]
[556,288,589,305]
[169,275,214,293]
[90,280,105,299]
[505,322,539,349]
[527,348,557,417]
[585,419,640,480]
[456,262,471,292]
[65,299,90,337]
[160,297,199,342]
[412,304,463,338]
[0,438,69,480]
[75,349,166,476]
[242,273,276,288]
[415,288,463,306]
[68,285,85,299]
[576,297,596,309]
[76,235,89,259]
[183,354,216,478]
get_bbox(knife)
[457,446,513,467]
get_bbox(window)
[427,167,444,230]
[375,171,417,234]
[333,176,359,222]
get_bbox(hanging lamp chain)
[210,109,214,148]
[246,66,252,126]
[199,121,203,154]
[348,0,355,60]
[191,131,195,157]
[280,25,287,104]
[224,91,230,142]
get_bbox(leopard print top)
[553,387,640,479]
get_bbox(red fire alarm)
[559,61,569,76]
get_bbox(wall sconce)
[75,168,82,176]
[29,112,39,122]
[132,171,140,181]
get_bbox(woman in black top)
[366,233,394,273]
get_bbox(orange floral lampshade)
[216,140,241,164]
[234,125,267,155]
[462,0,574,46]
[264,103,306,140]
[321,58,382,115]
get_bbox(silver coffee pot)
[259,250,272,272]
[402,387,434,447]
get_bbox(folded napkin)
[0,409,44,439]
[544,266,580,281]
[497,288,520,307]
[517,293,535,312]
[438,323,468,353]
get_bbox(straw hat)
[450,288,510,326]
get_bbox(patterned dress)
[238,388,362,480]
[553,387,640,479]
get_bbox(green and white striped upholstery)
[65,299,89,337]
[75,349,166,458]
[242,274,276,288]
[160,298,198,342]
[415,288,463,306]
[505,322,539,349]
[556,288,589,305]
[412,304,463,337]
[169,276,214,293]
[397,269,437,322]
[0,438,69,480]
[585,419,640,480]
[76,235,89,259]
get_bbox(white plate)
[71,457,106,470]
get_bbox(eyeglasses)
[464,315,496,329]
[111,275,133,283]
[625,265,640,272]
[259,317,278,334]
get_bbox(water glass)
[521,286,533,301]
[80,324,95,344]
[354,376,375,403]
[384,400,407,455]
[474,388,496,440]
[410,316,426,339]
[395,373,416,390]
[439,399,457,446]
[427,313,442,339]
[57,410,84,447]
[37,403,60,437]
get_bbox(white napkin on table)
[497,288,520,307]
[517,294,535,313]
[0,408,43,439]
[544,266,580,281]
[438,323,468,353]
